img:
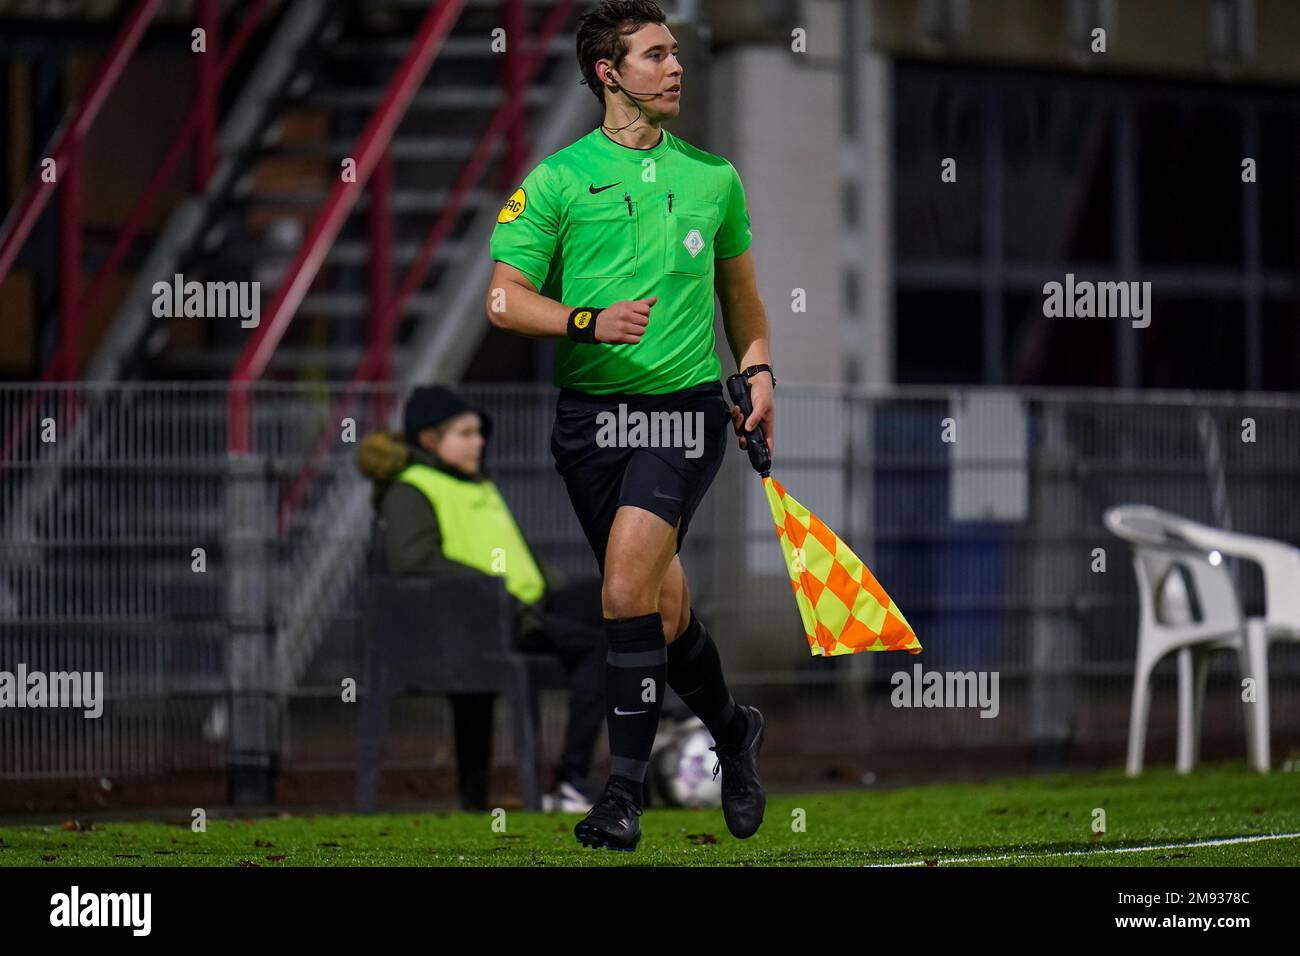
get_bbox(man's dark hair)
[576,0,667,105]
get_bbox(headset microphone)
[604,68,665,100]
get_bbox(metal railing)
[3,383,1299,788]
[0,0,161,310]
[227,0,470,451]
[277,0,578,531]
[0,0,270,385]
[251,0,585,771]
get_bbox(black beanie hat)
[402,385,494,447]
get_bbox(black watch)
[740,363,776,389]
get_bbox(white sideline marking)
[865,831,1300,867]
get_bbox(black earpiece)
[602,67,662,99]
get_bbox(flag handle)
[726,373,772,477]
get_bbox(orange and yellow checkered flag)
[764,475,921,657]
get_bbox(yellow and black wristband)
[566,307,602,344]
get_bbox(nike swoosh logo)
[652,487,680,502]
[613,707,647,716]
[589,181,621,194]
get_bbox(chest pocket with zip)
[567,200,637,279]
[663,197,720,277]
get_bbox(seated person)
[356,384,603,812]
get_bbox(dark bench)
[353,571,569,812]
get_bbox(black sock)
[603,611,665,807]
[666,609,749,751]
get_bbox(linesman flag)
[727,374,921,658]
[765,476,920,657]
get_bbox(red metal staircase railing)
[227,0,470,454]
[270,0,576,535]
[0,0,269,381]
[0,0,268,476]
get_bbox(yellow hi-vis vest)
[395,462,546,605]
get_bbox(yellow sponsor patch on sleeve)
[497,187,527,223]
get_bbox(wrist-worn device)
[566,307,603,343]
[740,363,776,389]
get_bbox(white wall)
[706,45,847,388]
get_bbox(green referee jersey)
[489,126,752,395]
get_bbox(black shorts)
[550,380,730,574]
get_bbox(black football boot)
[573,780,643,851]
[709,705,767,839]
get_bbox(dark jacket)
[357,431,569,639]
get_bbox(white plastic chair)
[1156,513,1300,773]
[1104,505,1259,775]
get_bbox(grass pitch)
[2,762,1297,866]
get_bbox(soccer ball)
[652,717,723,808]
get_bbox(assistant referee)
[485,0,775,852]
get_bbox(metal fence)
[2,383,1298,792]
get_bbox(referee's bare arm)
[485,261,653,344]
[716,249,775,458]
